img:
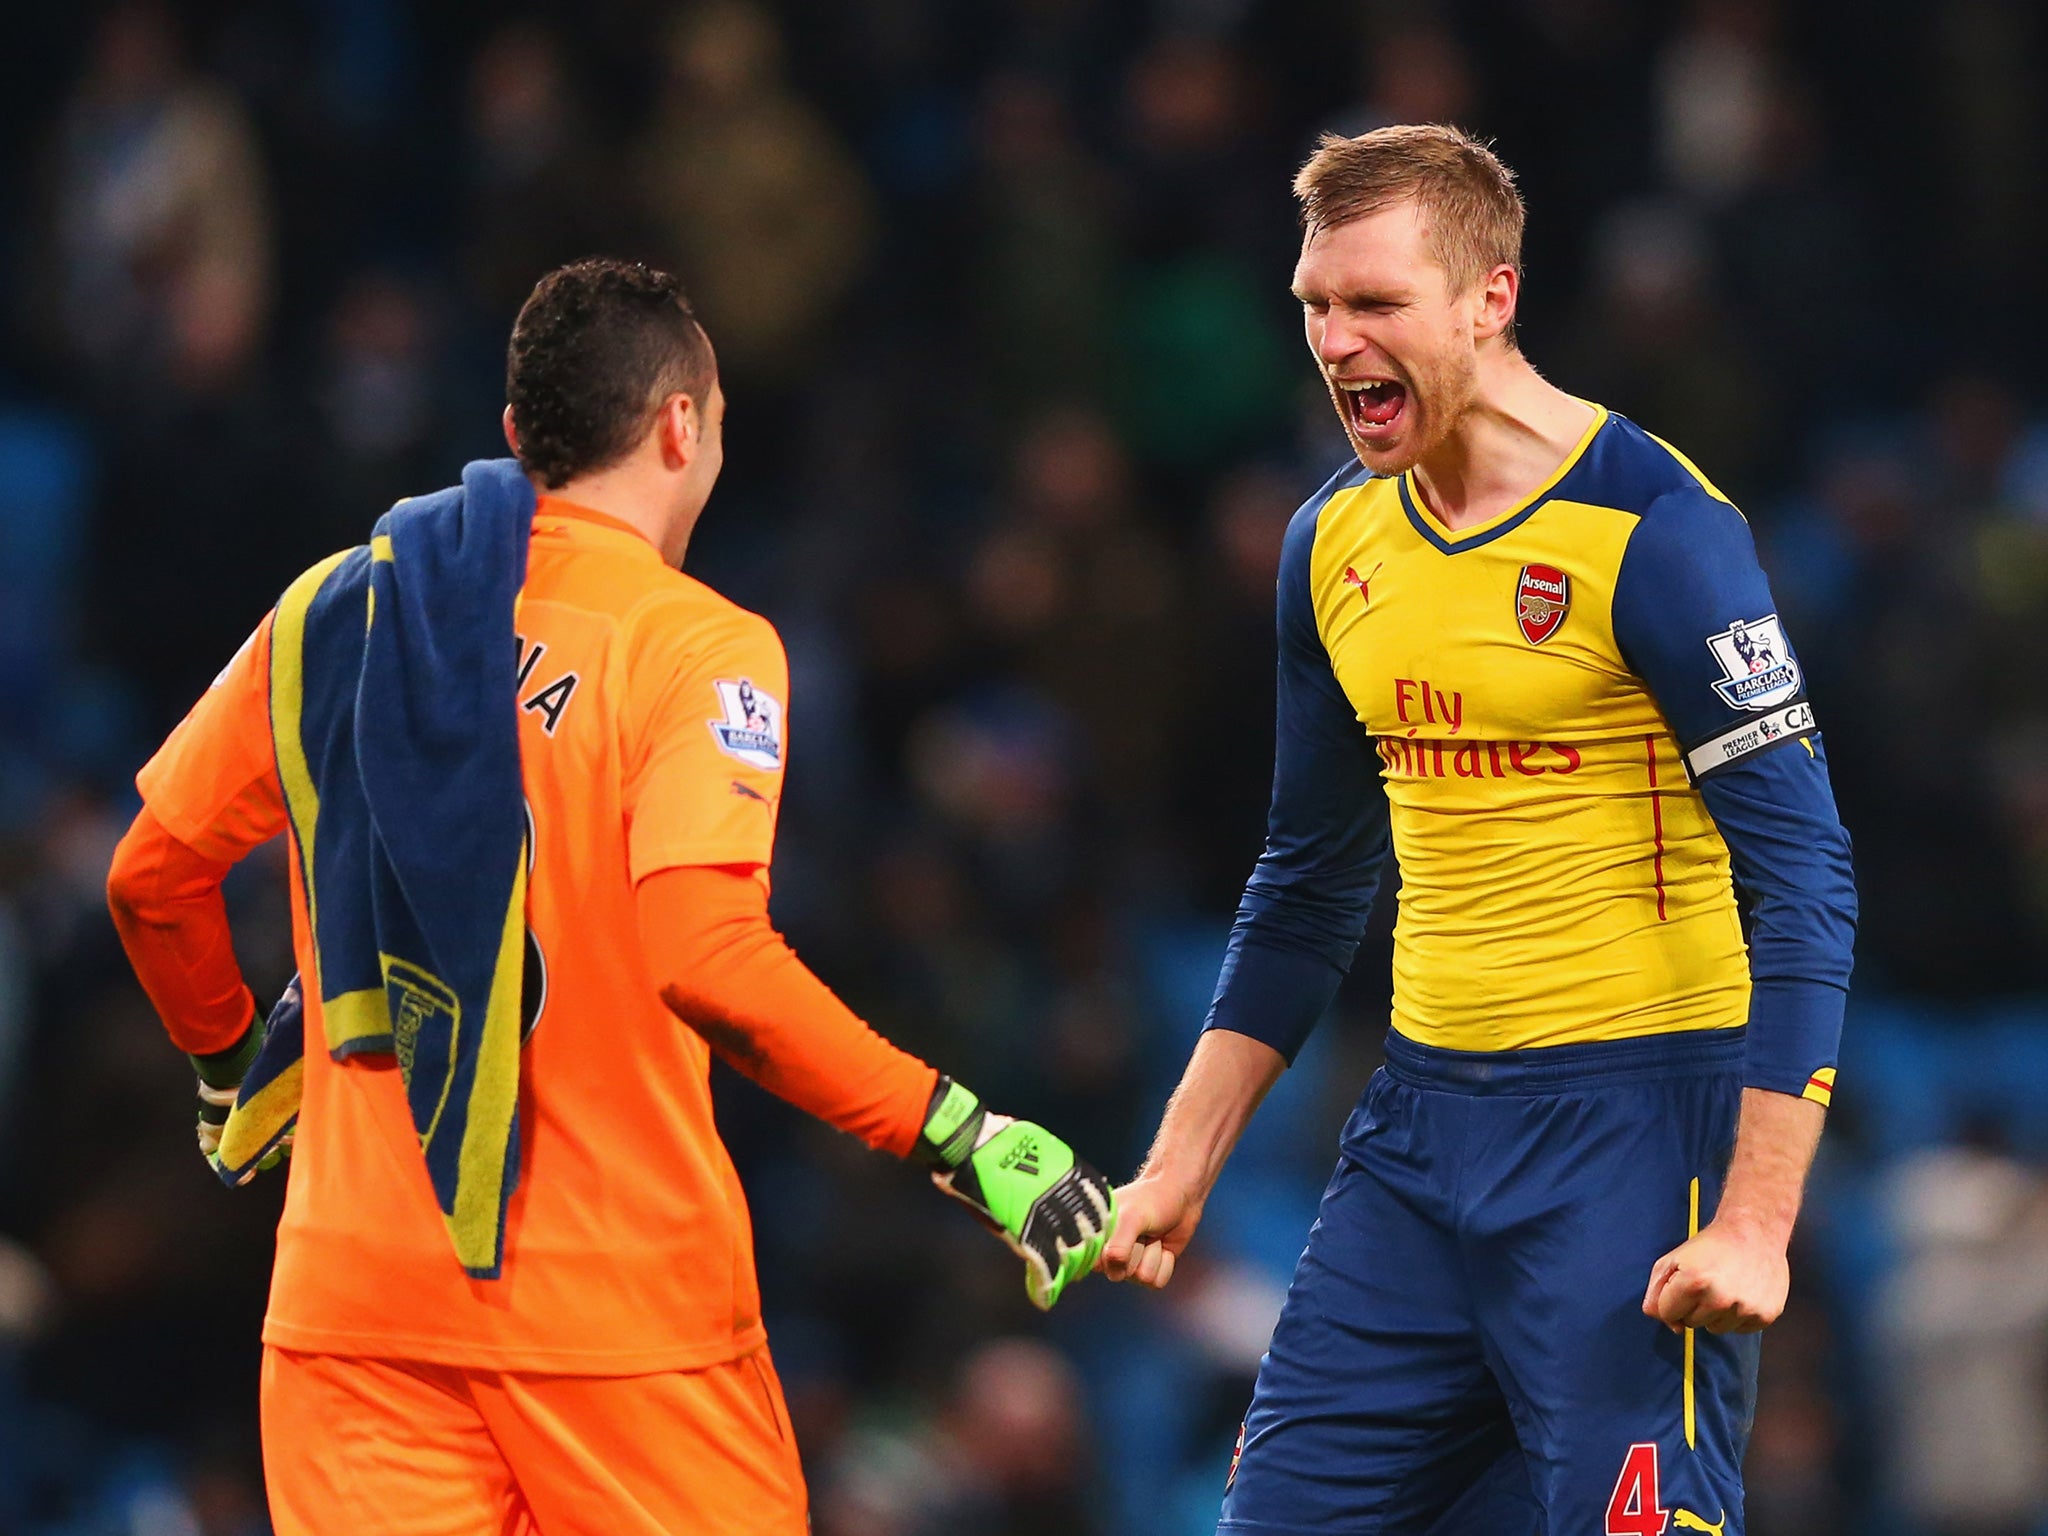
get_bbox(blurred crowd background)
[2,0,2047,1532]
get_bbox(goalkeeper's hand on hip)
[190,978,297,1177]
[914,1077,1115,1311]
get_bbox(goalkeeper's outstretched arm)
[636,864,1114,1309]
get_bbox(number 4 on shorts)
[1606,1442,1668,1536]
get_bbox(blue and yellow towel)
[217,459,536,1279]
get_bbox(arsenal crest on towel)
[1515,563,1571,645]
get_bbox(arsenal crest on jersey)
[1515,563,1571,645]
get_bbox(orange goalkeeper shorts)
[259,1345,808,1536]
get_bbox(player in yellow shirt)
[1102,126,1854,1536]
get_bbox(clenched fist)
[1097,1174,1204,1290]
[1642,1218,1789,1334]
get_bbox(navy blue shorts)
[1220,1027,1759,1536]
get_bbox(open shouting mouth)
[1338,376,1409,441]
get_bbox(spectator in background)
[1333,19,1478,137]
[844,570,971,818]
[817,1337,1100,1536]
[1714,80,1883,417]
[1880,1143,2048,1536]
[1655,0,1781,205]
[27,1,297,718]
[33,2,299,718]
[1559,199,1768,492]
[971,74,1118,411]
[0,407,96,818]
[963,407,1184,846]
[853,836,1020,1080]
[1169,465,1297,909]
[1120,32,1270,265]
[33,0,270,402]
[460,22,645,323]
[1743,1303,1841,1536]
[1028,894,1144,1168]
[1773,424,2043,995]
[913,1338,1099,1536]
[907,686,1079,924]
[636,0,874,387]
[1927,0,2043,325]
[1931,374,2048,954]
[1114,33,1292,475]
[307,269,446,549]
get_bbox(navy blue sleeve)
[1202,482,1391,1063]
[1612,486,1857,1099]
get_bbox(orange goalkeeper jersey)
[135,497,929,1373]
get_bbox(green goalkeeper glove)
[190,979,295,1177]
[914,1076,1115,1311]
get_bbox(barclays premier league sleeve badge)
[708,678,785,770]
[1704,614,1801,710]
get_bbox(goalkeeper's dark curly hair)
[505,259,716,489]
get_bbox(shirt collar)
[533,495,661,557]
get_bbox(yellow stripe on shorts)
[1684,1176,1699,1450]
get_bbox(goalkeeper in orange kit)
[106,258,1114,1536]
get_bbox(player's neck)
[539,466,702,568]
[1408,355,1597,533]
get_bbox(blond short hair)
[1293,124,1525,296]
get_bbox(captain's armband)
[1683,700,1818,782]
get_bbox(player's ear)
[1474,263,1518,344]
[652,393,699,470]
[501,405,520,456]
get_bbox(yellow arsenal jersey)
[1203,399,1856,1094]
[1306,406,1750,1050]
